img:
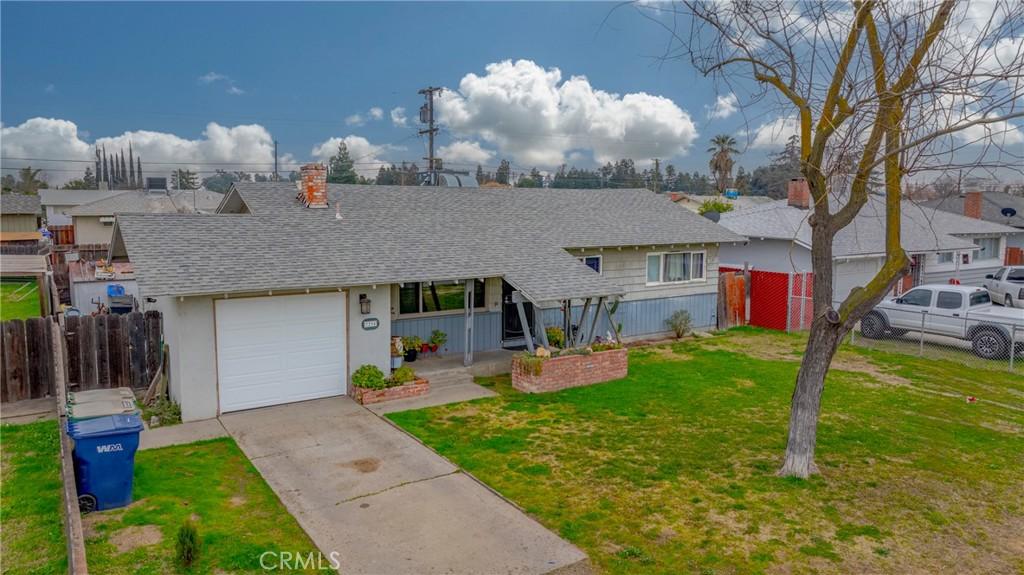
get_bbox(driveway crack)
[338,470,460,504]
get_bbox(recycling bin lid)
[68,387,135,405]
[68,413,143,439]
[67,397,138,421]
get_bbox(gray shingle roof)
[68,190,223,216]
[38,189,120,208]
[718,196,1018,257]
[1,194,41,215]
[920,192,1024,229]
[114,183,745,302]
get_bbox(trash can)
[68,395,139,422]
[67,387,134,405]
[67,414,144,512]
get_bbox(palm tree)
[14,167,47,195]
[707,135,739,195]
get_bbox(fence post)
[1011,325,1017,372]
[919,310,927,356]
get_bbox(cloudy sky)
[1,2,1020,185]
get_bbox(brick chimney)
[787,178,810,209]
[963,191,982,219]
[299,163,328,209]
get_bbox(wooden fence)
[1,311,162,402]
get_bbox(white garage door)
[215,292,346,413]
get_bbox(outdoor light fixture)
[359,294,372,315]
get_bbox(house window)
[937,251,954,264]
[579,255,602,274]
[399,280,485,315]
[646,251,706,284]
[973,237,1000,261]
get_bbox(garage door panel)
[215,292,346,413]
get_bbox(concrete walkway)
[1,397,56,425]
[220,397,588,575]
[139,418,228,450]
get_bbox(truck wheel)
[860,313,886,339]
[1006,295,1014,308]
[972,329,1008,360]
[78,494,97,514]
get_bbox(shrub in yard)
[516,352,546,376]
[143,397,181,428]
[176,519,200,569]
[591,341,622,353]
[390,365,417,385]
[545,326,565,348]
[352,364,387,389]
[666,310,693,338]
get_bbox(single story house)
[68,188,223,245]
[921,191,1024,250]
[717,180,1021,305]
[109,166,745,421]
[1,193,42,244]
[39,189,121,226]
[670,192,774,213]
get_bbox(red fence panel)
[748,270,791,331]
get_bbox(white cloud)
[198,71,244,95]
[369,107,384,121]
[435,59,698,167]
[437,141,495,165]
[44,83,56,94]
[749,116,799,149]
[705,93,739,120]
[311,135,389,178]
[390,107,408,127]
[0,117,289,186]
[198,72,226,84]
[955,115,1024,146]
[226,85,245,96]
[344,114,364,127]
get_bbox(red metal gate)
[720,267,813,332]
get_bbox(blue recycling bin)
[67,414,144,512]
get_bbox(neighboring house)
[921,191,1024,249]
[68,260,139,313]
[0,194,42,244]
[109,166,745,421]
[669,192,774,213]
[39,189,121,226]
[717,179,1021,305]
[67,189,223,245]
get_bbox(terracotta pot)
[420,343,430,353]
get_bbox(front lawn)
[83,437,320,574]
[389,328,1024,574]
[1,279,41,321]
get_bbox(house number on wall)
[361,318,380,330]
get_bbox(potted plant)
[429,329,447,353]
[420,340,431,354]
[401,336,422,362]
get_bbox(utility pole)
[653,158,661,193]
[273,140,279,181]
[418,86,443,185]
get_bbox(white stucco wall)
[70,279,140,311]
[346,285,392,382]
[73,216,115,245]
[718,239,813,273]
[45,205,75,226]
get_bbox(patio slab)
[139,418,228,450]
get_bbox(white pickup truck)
[860,284,1024,359]
[983,266,1024,308]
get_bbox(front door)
[501,280,534,344]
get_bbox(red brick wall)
[299,163,328,208]
[512,348,628,393]
[354,379,429,404]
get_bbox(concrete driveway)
[219,397,588,574]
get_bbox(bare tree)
[642,0,1024,477]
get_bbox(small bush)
[142,397,182,428]
[516,353,546,376]
[697,198,735,215]
[176,519,200,569]
[390,365,417,385]
[666,310,693,338]
[591,342,622,353]
[545,326,565,348]
[352,364,387,389]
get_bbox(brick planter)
[353,378,430,405]
[512,348,628,393]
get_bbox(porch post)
[588,296,604,343]
[575,298,593,347]
[602,298,621,341]
[513,291,535,354]
[534,305,549,348]
[463,280,474,366]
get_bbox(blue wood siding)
[392,311,503,353]
[541,293,717,339]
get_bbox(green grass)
[0,421,68,575]
[83,438,320,574]
[389,327,1024,574]
[1,279,41,321]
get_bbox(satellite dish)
[1002,207,1017,218]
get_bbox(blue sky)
[1,1,790,183]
